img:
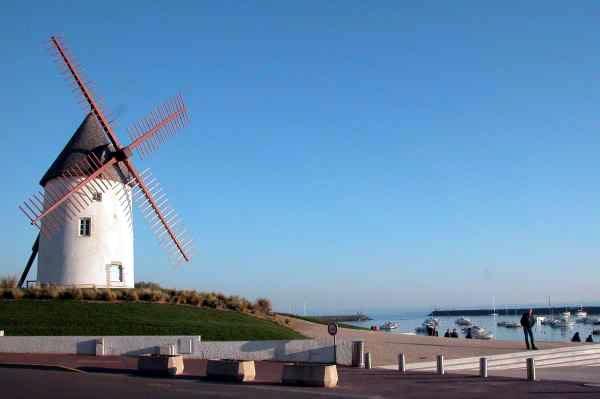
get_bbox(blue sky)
[2,2,600,314]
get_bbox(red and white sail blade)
[117,168,193,263]
[19,154,119,236]
[50,36,124,151]
[126,95,189,160]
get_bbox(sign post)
[328,323,338,365]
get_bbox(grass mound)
[0,300,304,340]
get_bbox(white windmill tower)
[17,36,193,288]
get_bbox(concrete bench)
[206,359,256,382]
[282,363,338,388]
[137,354,184,376]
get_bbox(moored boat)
[575,307,588,321]
[455,317,472,326]
[470,325,494,340]
[380,321,399,330]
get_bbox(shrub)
[60,288,83,300]
[225,295,243,312]
[174,292,188,305]
[203,292,218,308]
[0,276,18,289]
[255,298,272,314]
[134,281,161,290]
[23,286,41,299]
[148,290,168,303]
[1,288,23,299]
[137,288,152,301]
[82,288,99,301]
[187,291,203,306]
[125,289,139,302]
[97,289,116,302]
[39,285,60,299]
[112,289,127,301]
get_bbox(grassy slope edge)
[278,313,370,331]
[0,300,305,340]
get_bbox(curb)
[0,362,85,373]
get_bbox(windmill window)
[79,217,91,236]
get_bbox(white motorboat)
[551,318,575,329]
[470,326,494,340]
[536,316,545,323]
[415,318,438,334]
[575,307,588,321]
[380,321,399,330]
[455,317,472,326]
[561,311,571,320]
[497,320,520,328]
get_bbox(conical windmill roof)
[40,113,130,186]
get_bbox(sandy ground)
[280,316,577,366]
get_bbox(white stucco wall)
[0,336,353,365]
[37,177,134,288]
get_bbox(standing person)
[520,308,538,350]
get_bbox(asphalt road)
[3,366,600,399]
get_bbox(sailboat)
[490,296,498,317]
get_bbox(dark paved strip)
[1,361,600,398]
[0,362,83,373]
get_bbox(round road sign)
[328,323,338,336]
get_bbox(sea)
[346,311,598,343]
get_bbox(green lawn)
[0,300,304,340]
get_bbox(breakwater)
[279,313,371,322]
[430,306,600,317]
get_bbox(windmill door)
[106,263,123,287]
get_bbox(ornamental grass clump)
[0,276,17,289]
[0,276,274,317]
[1,287,23,300]
[39,285,61,299]
[125,289,139,302]
[82,288,99,301]
[255,298,272,314]
[97,288,117,302]
[59,287,83,300]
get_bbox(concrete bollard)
[364,352,372,369]
[95,338,105,356]
[398,353,406,373]
[159,344,177,356]
[526,358,536,381]
[352,341,365,368]
[479,357,488,378]
[0,330,4,337]
[436,355,445,375]
[207,360,256,382]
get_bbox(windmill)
[17,36,193,288]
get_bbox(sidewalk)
[1,353,600,398]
